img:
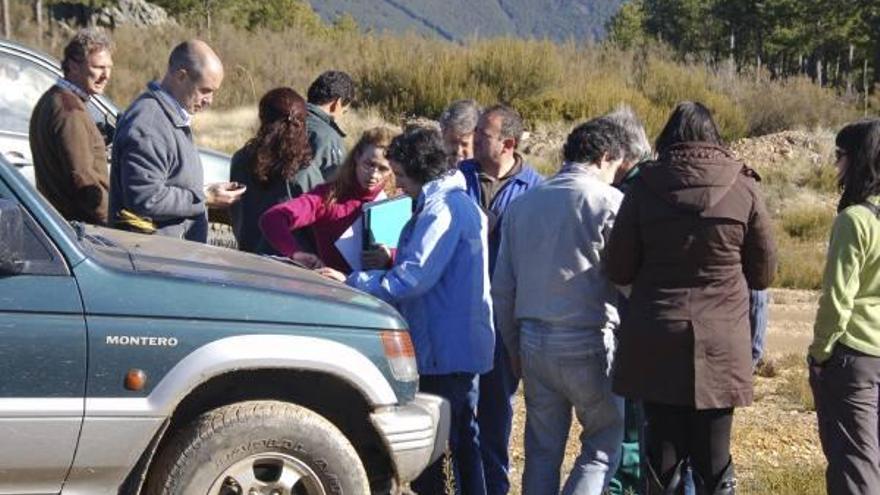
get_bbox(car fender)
[63,334,397,494]
[86,333,398,417]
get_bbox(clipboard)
[362,195,413,249]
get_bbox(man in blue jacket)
[459,104,543,495]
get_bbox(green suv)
[0,155,448,495]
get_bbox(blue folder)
[362,196,413,249]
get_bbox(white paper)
[334,217,364,271]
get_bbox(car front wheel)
[144,400,370,495]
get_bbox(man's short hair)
[483,104,524,147]
[307,70,355,106]
[61,28,111,75]
[168,41,205,80]
[387,127,451,184]
[563,117,627,165]
[439,99,481,136]
[604,105,652,163]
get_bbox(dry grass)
[9,16,862,140]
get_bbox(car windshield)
[0,52,56,134]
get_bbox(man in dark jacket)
[302,70,353,189]
[460,104,543,495]
[110,40,243,242]
[29,28,113,225]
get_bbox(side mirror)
[0,199,26,275]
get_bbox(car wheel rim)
[209,452,327,495]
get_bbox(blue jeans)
[412,373,486,495]
[750,289,769,366]
[478,333,520,495]
[520,322,624,495]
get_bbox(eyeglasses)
[835,149,848,161]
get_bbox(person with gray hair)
[605,104,652,189]
[29,28,113,224]
[110,40,244,242]
[604,104,651,495]
[492,116,627,494]
[439,99,481,163]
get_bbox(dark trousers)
[811,344,880,495]
[643,403,734,487]
[413,373,487,495]
[477,334,520,495]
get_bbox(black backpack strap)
[861,202,880,219]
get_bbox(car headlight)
[380,330,418,382]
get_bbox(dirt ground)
[505,288,824,494]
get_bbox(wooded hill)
[608,0,880,96]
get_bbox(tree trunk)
[2,0,10,38]
[33,0,43,33]
[728,31,735,77]
[847,44,854,96]
[862,58,876,117]
[816,57,823,87]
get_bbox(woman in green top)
[809,118,880,495]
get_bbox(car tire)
[144,400,370,495]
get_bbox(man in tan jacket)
[29,28,113,224]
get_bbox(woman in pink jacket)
[259,127,398,272]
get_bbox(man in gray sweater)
[110,40,242,242]
[492,117,629,495]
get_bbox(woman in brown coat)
[606,101,776,495]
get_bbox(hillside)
[309,0,625,42]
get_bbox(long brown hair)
[247,87,311,187]
[835,118,880,212]
[324,127,398,206]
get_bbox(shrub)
[737,77,859,137]
[636,58,748,141]
[780,204,835,241]
[774,224,827,290]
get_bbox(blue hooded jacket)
[346,170,495,375]
[459,158,543,274]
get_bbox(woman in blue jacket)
[318,127,495,494]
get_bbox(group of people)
[26,27,880,495]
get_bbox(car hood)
[79,226,404,330]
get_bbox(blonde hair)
[324,127,398,207]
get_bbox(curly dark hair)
[247,87,311,187]
[835,118,880,212]
[563,117,627,164]
[387,128,451,185]
[307,70,355,106]
[655,101,724,155]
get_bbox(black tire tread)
[144,400,368,495]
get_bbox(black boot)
[645,459,686,495]
[693,458,736,495]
